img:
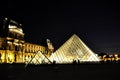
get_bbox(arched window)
[15,45,18,51]
[28,55,30,58]
[0,54,2,60]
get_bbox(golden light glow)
[25,51,51,65]
[5,18,8,20]
[9,25,17,29]
[9,28,24,35]
[8,54,13,60]
[114,54,118,57]
[49,34,100,64]
[0,18,53,64]
[2,18,120,64]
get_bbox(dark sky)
[3,0,120,54]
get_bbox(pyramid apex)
[73,34,77,36]
[71,34,79,38]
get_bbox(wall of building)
[0,41,49,63]
[23,42,47,63]
[0,18,54,63]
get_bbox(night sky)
[2,0,120,54]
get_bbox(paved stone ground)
[0,63,120,80]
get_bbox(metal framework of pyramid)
[48,34,100,64]
[25,51,52,67]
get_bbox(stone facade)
[0,18,54,63]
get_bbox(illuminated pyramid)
[25,51,52,67]
[49,34,100,64]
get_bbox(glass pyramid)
[25,51,52,67]
[49,34,100,64]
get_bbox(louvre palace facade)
[0,18,54,63]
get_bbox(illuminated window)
[9,25,17,29]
